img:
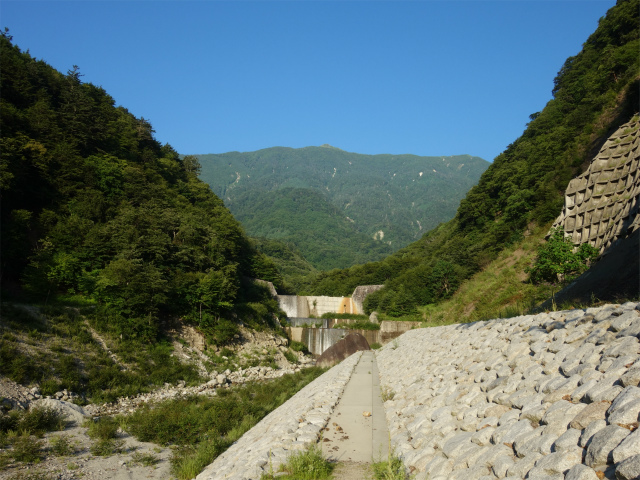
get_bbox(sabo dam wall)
[276,285,383,318]
[197,302,640,480]
[286,319,421,356]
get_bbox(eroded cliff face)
[552,115,639,254]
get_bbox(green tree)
[526,228,599,284]
[182,155,202,177]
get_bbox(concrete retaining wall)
[277,295,356,318]
[277,285,384,318]
[286,321,421,355]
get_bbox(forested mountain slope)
[195,146,488,270]
[236,188,394,271]
[0,31,284,342]
[304,0,639,314]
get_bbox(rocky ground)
[5,302,640,480]
[0,412,174,480]
[0,320,314,480]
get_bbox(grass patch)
[380,386,395,402]
[370,342,382,350]
[0,407,66,467]
[85,416,119,440]
[85,416,125,456]
[333,320,380,330]
[283,349,298,364]
[48,434,75,456]
[129,451,160,467]
[261,444,333,480]
[415,224,556,326]
[0,407,65,437]
[121,367,326,480]
[372,450,412,480]
[90,437,126,456]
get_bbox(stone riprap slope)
[196,352,363,480]
[377,303,640,480]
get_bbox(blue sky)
[2,0,616,162]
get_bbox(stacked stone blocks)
[552,116,640,253]
[376,303,640,480]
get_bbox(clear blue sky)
[2,0,616,162]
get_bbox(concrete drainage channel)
[321,351,389,479]
[195,350,388,480]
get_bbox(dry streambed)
[0,315,315,480]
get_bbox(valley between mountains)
[1,0,639,479]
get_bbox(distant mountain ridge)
[195,146,488,270]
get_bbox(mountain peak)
[319,144,342,150]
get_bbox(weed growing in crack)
[380,386,395,402]
[372,450,412,480]
[260,443,333,480]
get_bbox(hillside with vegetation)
[0,30,287,346]
[195,146,488,271]
[0,29,337,478]
[303,0,639,317]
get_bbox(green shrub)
[370,342,382,350]
[0,410,21,433]
[85,416,119,440]
[49,434,75,456]
[320,312,368,320]
[0,407,65,437]
[333,320,380,330]
[11,433,44,463]
[289,341,309,354]
[283,349,298,364]
[526,227,599,284]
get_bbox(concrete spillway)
[287,321,421,356]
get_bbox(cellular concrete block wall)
[552,116,640,253]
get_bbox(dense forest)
[0,30,285,343]
[232,187,394,270]
[196,147,487,270]
[304,0,640,315]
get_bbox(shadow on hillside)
[539,228,639,310]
